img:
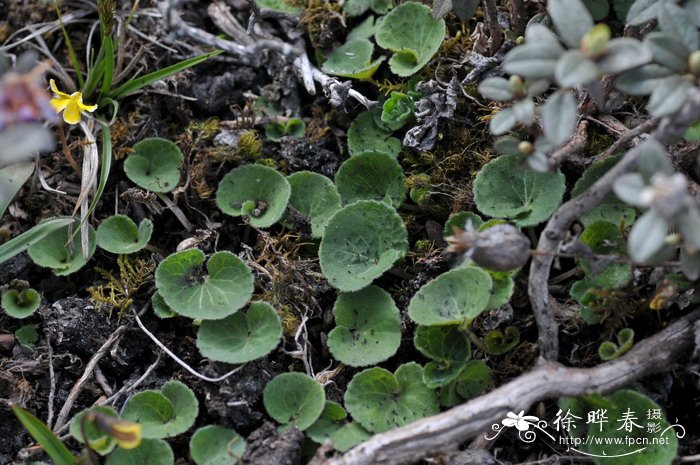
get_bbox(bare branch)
[325,309,699,465]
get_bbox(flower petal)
[49,97,71,113]
[49,79,70,98]
[62,101,81,125]
[75,93,98,112]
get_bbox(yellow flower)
[48,79,97,125]
[89,413,142,449]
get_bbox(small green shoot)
[96,215,153,254]
[598,328,635,361]
[414,325,471,388]
[327,285,401,367]
[155,249,254,320]
[15,325,39,347]
[1,287,41,319]
[263,372,326,431]
[483,326,520,355]
[265,118,306,142]
[319,200,408,291]
[216,164,292,228]
[196,301,283,364]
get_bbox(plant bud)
[581,24,611,58]
[446,223,531,271]
[689,51,700,75]
[508,75,526,97]
[518,141,534,155]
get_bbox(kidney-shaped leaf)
[122,380,198,439]
[327,285,401,367]
[1,288,41,319]
[348,110,401,158]
[105,438,174,465]
[155,249,254,320]
[263,372,326,431]
[196,301,282,364]
[414,325,471,363]
[344,363,438,433]
[189,425,245,465]
[97,215,153,254]
[335,152,406,208]
[287,171,341,238]
[474,155,565,227]
[375,2,446,77]
[319,200,408,291]
[322,39,385,79]
[27,219,96,276]
[124,138,183,193]
[216,164,291,228]
[306,401,371,452]
[408,267,493,326]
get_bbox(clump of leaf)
[380,91,415,130]
[335,152,406,208]
[319,200,408,291]
[322,39,385,79]
[483,326,520,355]
[124,138,183,193]
[348,109,402,158]
[263,372,326,431]
[375,2,446,77]
[414,325,471,388]
[216,164,291,228]
[189,425,245,465]
[438,359,490,407]
[1,286,40,319]
[287,171,342,238]
[344,363,438,433]
[265,118,306,142]
[473,155,565,227]
[408,266,493,326]
[96,215,153,254]
[598,328,634,361]
[105,438,174,465]
[306,401,371,452]
[155,249,254,320]
[121,380,198,439]
[327,285,401,367]
[27,219,96,276]
[196,301,283,364]
[559,389,678,465]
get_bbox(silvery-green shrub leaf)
[648,76,693,117]
[597,38,652,74]
[658,2,699,51]
[644,32,690,71]
[548,0,594,48]
[431,0,452,19]
[0,124,54,168]
[525,23,560,45]
[628,210,669,262]
[526,150,550,172]
[626,0,668,25]
[615,64,672,95]
[489,108,517,135]
[493,136,522,156]
[526,79,551,96]
[678,207,700,249]
[512,98,535,126]
[478,77,515,102]
[503,42,562,79]
[613,173,648,207]
[452,0,479,22]
[541,91,578,147]
[685,0,700,27]
[680,248,700,280]
[555,50,600,88]
[0,162,33,219]
[637,139,674,180]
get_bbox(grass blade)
[0,217,74,264]
[11,405,75,465]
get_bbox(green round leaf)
[122,380,198,439]
[190,425,246,465]
[155,249,254,320]
[423,361,467,389]
[322,39,385,80]
[263,372,326,431]
[1,288,41,319]
[578,220,632,289]
[96,215,153,254]
[344,363,438,433]
[69,406,118,455]
[105,438,174,465]
[454,359,490,399]
[414,325,471,363]
[306,401,371,452]
[327,285,401,367]
[124,138,183,193]
[571,155,636,226]
[348,110,401,158]
[443,211,484,236]
[319,200,408,291]
[474,155,566,227]
[14,324,38,347]
[408,267,493,326]
[287,171,342,238]
[375,2,446,77]
[216,164,291,228]
[486,274,515,310]
[380,92,414,130]
[27,219,96,276]
[151,291,177,318]
[335,152,406,208]
[196,301,283,364]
